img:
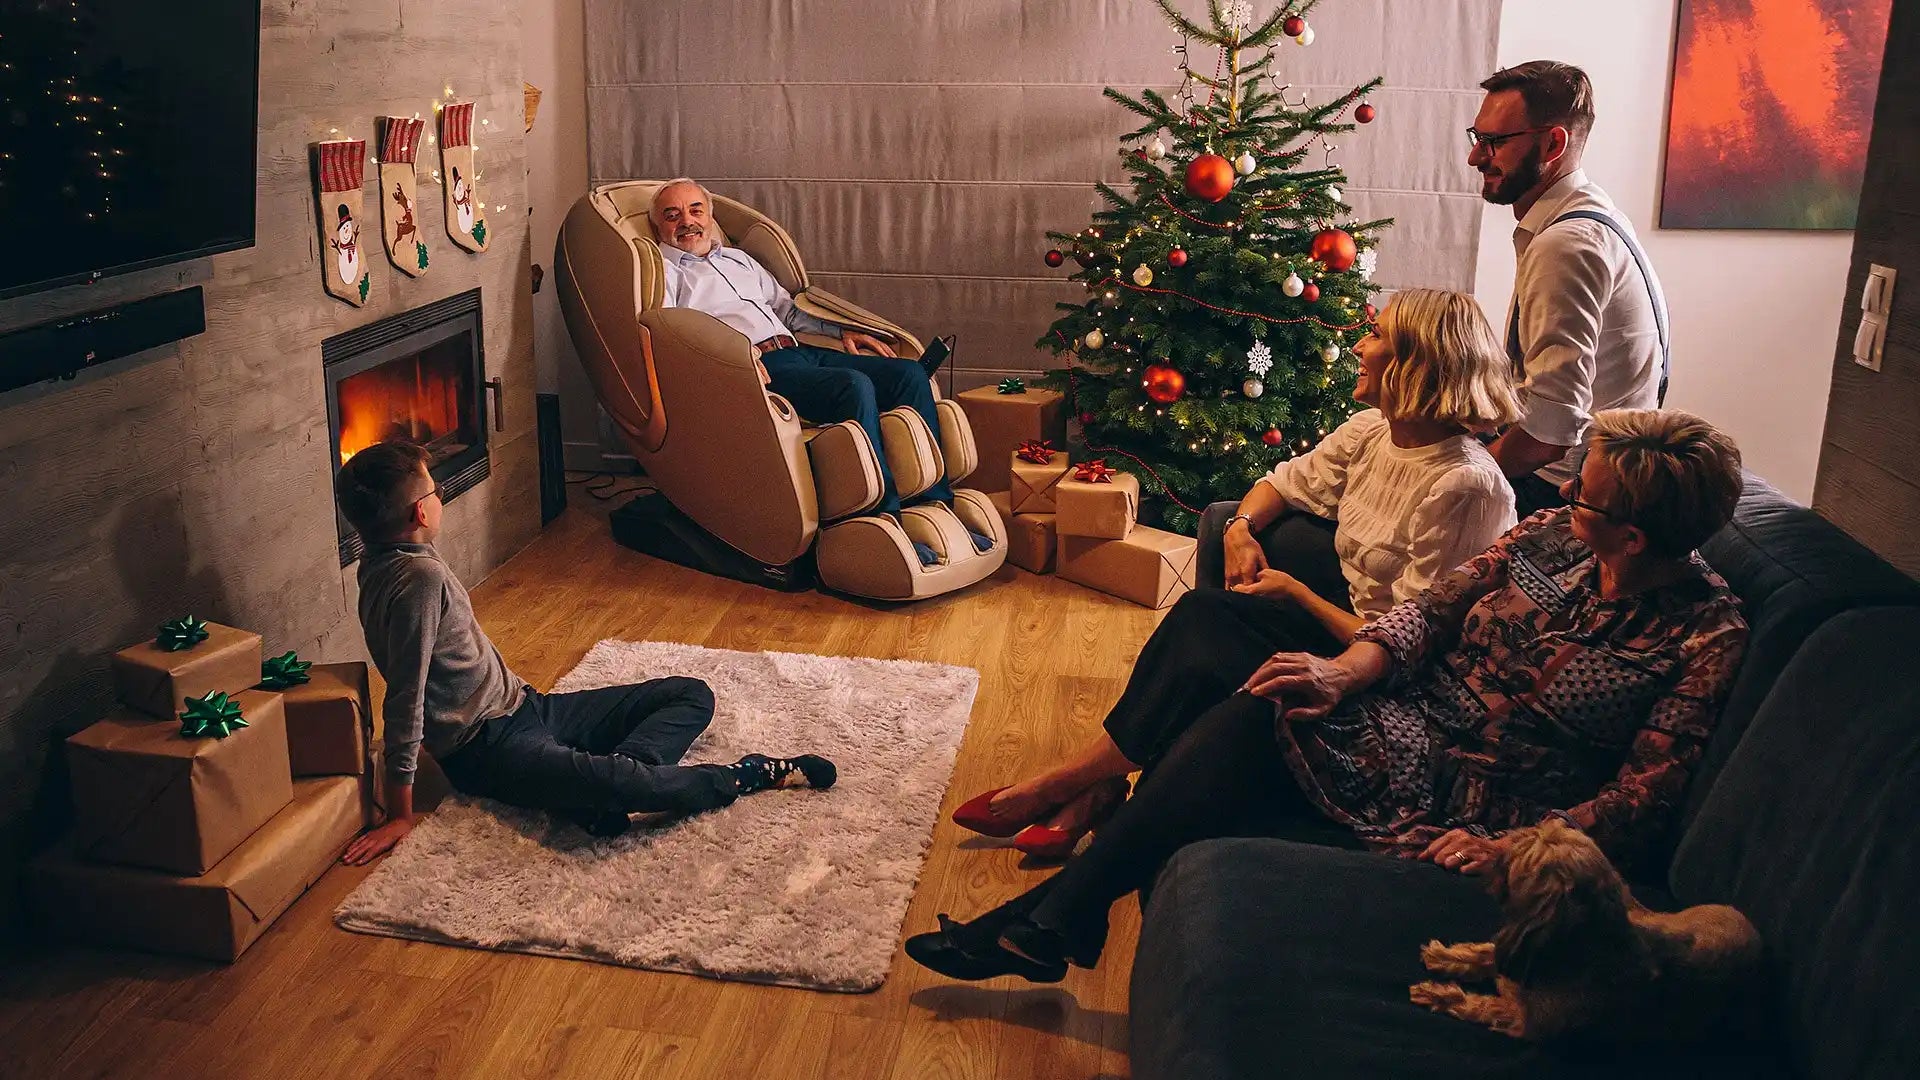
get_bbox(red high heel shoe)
[1011,778,1131,860]
[952,787,1045,838]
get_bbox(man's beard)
[1480,145,1545,206]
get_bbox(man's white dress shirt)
[659,242,840,345]
[1508,169,1668,486]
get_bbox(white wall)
[1477,0,1853,502]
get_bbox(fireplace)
[324,289,496,564]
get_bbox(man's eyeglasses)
[1465,125,1555,153]
[1566,475,1629,524]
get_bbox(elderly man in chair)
[649,178,986,566]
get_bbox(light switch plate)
[1866,263,1897,314]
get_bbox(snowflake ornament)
[1357,248,1378,281]
[1246,341,1274,376]
[1226,1,1255,34]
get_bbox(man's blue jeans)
[761,345,953,517]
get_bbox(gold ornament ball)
[1084,328,1105,350]
[1242,378,1265,399]
[1132,264,1155,287]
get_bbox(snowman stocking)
[313,139,372,306]
[438,102,489,252]
[378,116,429,276]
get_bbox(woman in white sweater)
[952,288,1521,857]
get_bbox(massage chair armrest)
[796,287,925,359]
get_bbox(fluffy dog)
[1408,819,1761,1042]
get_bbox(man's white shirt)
[658,242,839,344]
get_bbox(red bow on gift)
[1073,458,1118,483]
[1016,439,1056,464]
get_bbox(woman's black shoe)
[904,915,1067,983]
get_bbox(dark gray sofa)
[1136,478,1920,1079]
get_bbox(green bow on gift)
[156,615,210,652]
[180,691,249,739]
[996,377,1027,395]
[260,651,313,690]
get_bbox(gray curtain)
[586,0,1502,391]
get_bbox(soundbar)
[0,286,207,395]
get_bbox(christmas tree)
[1037,0,1390,534]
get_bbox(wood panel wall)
[1813,0,1920,576]
[0,0,541,937]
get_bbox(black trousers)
[1195,499,1346,599]
[439,676,738,817]
[988,588,1356,961]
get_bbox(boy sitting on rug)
[336,440,837,864]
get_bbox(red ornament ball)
[1044,249,1065,268]
[1168,247,1189,268]
[1354,102,1376,124]
[1282,14,1306,36]
[1301,281,1321,302]
[1311,228,1358,272]
[1078,411,1097,426]
[1184,153,1235,202]
[1262,427,1285,447]
[1142,364,1187,404]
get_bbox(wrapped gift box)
[986,490,1058,574]
[1010,450,1072,515]
[277,662,374,778]
[112,622,263,721]
[1058,526,1198,609]
[1055,471,1140,540]
[66,690,294,874]
[955,385,1066,492]
[30,776,365,963]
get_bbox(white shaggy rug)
[334,640,978,992]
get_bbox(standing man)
[1471,61,1670,513]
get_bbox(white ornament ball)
[1296,26,1316,46]
[1243,378,1265,399]
[1234,151,1257,176]
[1282,272,1305,298]
[1132,263,1155,287]
[1326,185,1343,204]
[1084,328,1105,350]
[1321,342,1342,363]
[1147,137,1168,160]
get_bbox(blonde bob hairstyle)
[1372,288,1522,433]
[1588,409,1743,557]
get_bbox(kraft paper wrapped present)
[1010,450,1072,515]
[1057,526,1198,609]
[987,490,1058,574]
[112,620,263,721]
[275,662,374,778]
[30,776,365,962]
[1055,470,1140,540]
[956,385,1066,492]
[66,690,294,875]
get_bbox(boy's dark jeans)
[438,676,738,816]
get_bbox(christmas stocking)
[378,116,429,276]
[438,102,489,252]
[313,139,372,306]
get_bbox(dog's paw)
[1409,980,1467,1011]
[1421,940,1492,977]
[1420,940,1452,972]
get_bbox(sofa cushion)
[1670,607,1920,1080]
[1131,838,1787,1080]
[1688,475,1920,836]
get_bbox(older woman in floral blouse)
[908,409,1749,983]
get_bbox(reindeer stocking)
[438,102,489,252]
[312,139,371,306]
[378,116,429,276]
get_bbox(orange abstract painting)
[1662,0,1892,229]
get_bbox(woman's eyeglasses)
[1565,475,1629,524]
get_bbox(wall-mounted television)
[0,0,261,300]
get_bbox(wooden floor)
[1,502,1168,1080]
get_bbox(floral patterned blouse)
[1279,509,1748,869]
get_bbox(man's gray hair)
[650,177,709,218]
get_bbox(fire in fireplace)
[323,288,496,564]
